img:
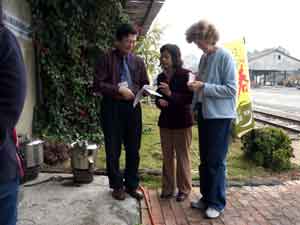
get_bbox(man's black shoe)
[160,193,173,199]
[125,188,144,200]
[112,188,126,201]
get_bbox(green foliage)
[27,0,129,143]
[241,127,294,171]
[134,24,163,79]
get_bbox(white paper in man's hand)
[143,85,162,97]
[118,81,129,88]
[133,88,144,108]
[133,85,162,107]
[188,72,196,84]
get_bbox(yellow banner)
[224,38,255,137]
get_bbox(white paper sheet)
[188,72,196,84]
[133,85,162,107]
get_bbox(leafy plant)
[43,141,71,165]
[27,0,129,144]
[134,24,163,80]
[241,127,294,171]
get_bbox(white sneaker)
[190,199,206,210]
[205,207,223,219]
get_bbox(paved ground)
[17,173,300,225]
[252,86,300,120]
[17,173,140,225]
[252,86,300,164]
[142,181,300,225]
[223,181,300,225]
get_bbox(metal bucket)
[20,139,44,182]
[24,140,44,168]
[71,141,99,183]
[71,141,98,170]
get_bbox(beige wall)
[3,0,36,136]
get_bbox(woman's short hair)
[185,20,219,45]
[160,44,183,69]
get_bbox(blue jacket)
[0,26,26,183]
[194,48,237,119]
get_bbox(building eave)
[124,0,165,35]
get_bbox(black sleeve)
[93,52,120,97]
[0,28,27,149]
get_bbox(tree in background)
[135,24,163,82]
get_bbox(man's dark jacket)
[0,26,26,183]
[93,49,149,99]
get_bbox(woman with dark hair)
[155,44,194,202]
[0,3,27,225]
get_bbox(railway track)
[253,110,300,133]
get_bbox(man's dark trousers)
[0,178,19,225]
[100,97,142,190]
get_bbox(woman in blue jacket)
[185,20,237,219]
[0,5,27,225]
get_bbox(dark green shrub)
[272,148,293,170]
[241,127,294,171]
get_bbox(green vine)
[27,0,129,143]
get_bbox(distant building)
[248,47,300,86]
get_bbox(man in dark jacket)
[0,4,27,225]
[93,23,149,201]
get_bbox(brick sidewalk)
[142,180,300,225]
[223,181,300,225]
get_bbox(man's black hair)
[116,23,138,41]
